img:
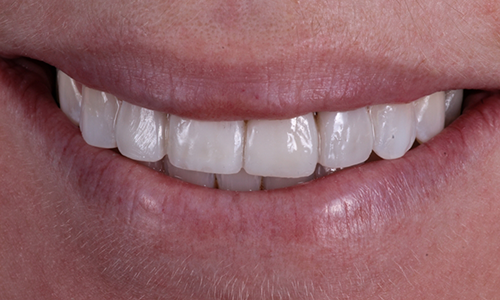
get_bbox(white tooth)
[262,174,314,190]
[444,89,463,127]
[413,92,445,143]
[80,86,121,148]
[317,108,373,169]
[115,101,168,162]
[244,113,318,178]
[167,116,244,174]
[369,103,416,160]
[216,169,262,191]
[165,158,215,188]
[57,70,82,125]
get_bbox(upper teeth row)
[58,70,463,185]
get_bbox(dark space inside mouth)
[48,64,59,101]
[462,89,495,111]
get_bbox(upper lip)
[51,53,483,121]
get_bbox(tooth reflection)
[263,174,315,190]
[216,169,262,191]
[140,160,165,173]
[165,158,215,188]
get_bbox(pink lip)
[58,59,474,121]
[43,51,486,121]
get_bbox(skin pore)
[1,0,500,299]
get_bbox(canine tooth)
[414,92,445,143]
[369,103,416,160]
[317,108,373,169]
[80,86,121,148]
[57,70,82,125]
[216,170,262,191]
[244,113,318,178]
[165,158,215,188]
[444,89,463,126]
[167,116,244,174]
[262,174,314,190]
[115,102,168,162]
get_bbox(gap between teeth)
[57,70,464,191]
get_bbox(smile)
[58,70,464,191]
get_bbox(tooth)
[139,160,166,173]
[80,86,121,148]
[444,89,463,127]
[413,92,445,143]
[57,70,82,125]
[262,174,314,190]
[165,158,215,188]
[216,169,262,191]
[369,103,416,160]
[167,116,244,174]
[317,107,373,169]
[244,113,318,177]
[115,101,168,162]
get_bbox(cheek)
[391,129,500,297]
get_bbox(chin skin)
[1,0,500,299]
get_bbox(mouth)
[2,55,500,297]
[3,0,500,295]
[58,69,464,191]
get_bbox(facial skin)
[1,0,500,299]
